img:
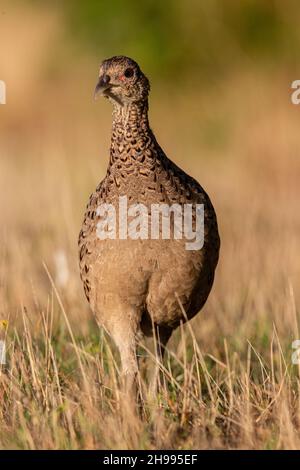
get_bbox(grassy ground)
[1,7,300,447]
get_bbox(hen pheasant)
[79,56,220,393]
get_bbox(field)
[1,2,300,450]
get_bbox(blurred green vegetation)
[28,0,300,80]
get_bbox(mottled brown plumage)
[78,56,220,392]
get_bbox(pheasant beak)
[94,74,111,100]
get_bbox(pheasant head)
[94,56,150,106]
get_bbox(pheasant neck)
[109,100,156,166]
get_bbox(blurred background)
[0,0,300,344]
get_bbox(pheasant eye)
[124,67,134,78]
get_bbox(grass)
[1,6,300,447]
[1,293,300,449]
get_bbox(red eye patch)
[119,75,126,82]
